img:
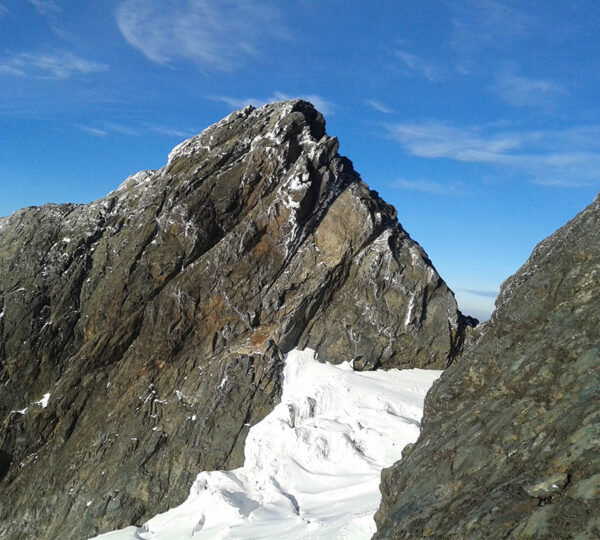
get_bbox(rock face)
[375,194,600,538]
[0,100,469,538]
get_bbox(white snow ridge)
[93,349,441,540]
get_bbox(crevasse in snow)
[93,349,441,540]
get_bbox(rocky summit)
[0,100,470,538]
[375,193,600,538]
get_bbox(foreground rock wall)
[0,100,468,538]
[375,194,600,538]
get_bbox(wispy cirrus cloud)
[494,71,567,110]
[81,121,195,139]
[0,4,8,18]
[80,126,108,137]
[80,123,137,137]
[365,99,393,114]
[388,121,600,187]
[211,92,334,116]
[116,0,287,71]
[392,178,466,196]
[145,123,195,138]
[208,95,252,109]
[388,121,522,162]
[396,50,443,82]
[0,51,107,79]
[102,122,139,136]
[449,0,533,53]
[447,1,538,75]
[26,0,61,15]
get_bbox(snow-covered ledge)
[93,349,441,540]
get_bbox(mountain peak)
[0,102,470,538]
[167,99,326,165]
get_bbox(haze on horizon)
[1,1,598,321]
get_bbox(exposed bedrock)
[0,100,469,538]
[375,193,600,539]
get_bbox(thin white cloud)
[116,0,286,71]
[365,99,393,114]
[531,178,595,189]
[0,4,8,18]
[0,51,107,79]
[211,95,255,109]
[146,124,194,138]
[494,71,567,110]
[211,92,334,116]
[449,0,533,53]
[392,179,466,196]
[271,92,334,116]
[80,126,107,137]
[0,65,23,76]
[26,0,60,15]
[82,122,194,139]
[396,50,443,82]
[388,120,600,187]
[388,121,522,162]
[102,122,139,136]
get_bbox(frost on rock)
[92,349,441,540]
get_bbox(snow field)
[93,348,441,540]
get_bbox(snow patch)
[92,349,440,540]
[404,292,416,327]
[36,393,50,408]
[114,170,154,193]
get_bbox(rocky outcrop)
[375,193,600,538]
[0,100,469,538]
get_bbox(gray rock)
[0,100,469,538]
[374,193,600,539]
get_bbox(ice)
[92,349,440,540]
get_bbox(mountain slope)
[375,193,600,538]
[0,100,470,538]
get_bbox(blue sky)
[0,1,599,320]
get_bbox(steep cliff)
[375,193,600,538]
[0,100,469,538]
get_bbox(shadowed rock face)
[0,100,468,538]
[375,193,600,539]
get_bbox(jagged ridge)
[0,100,469,538]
